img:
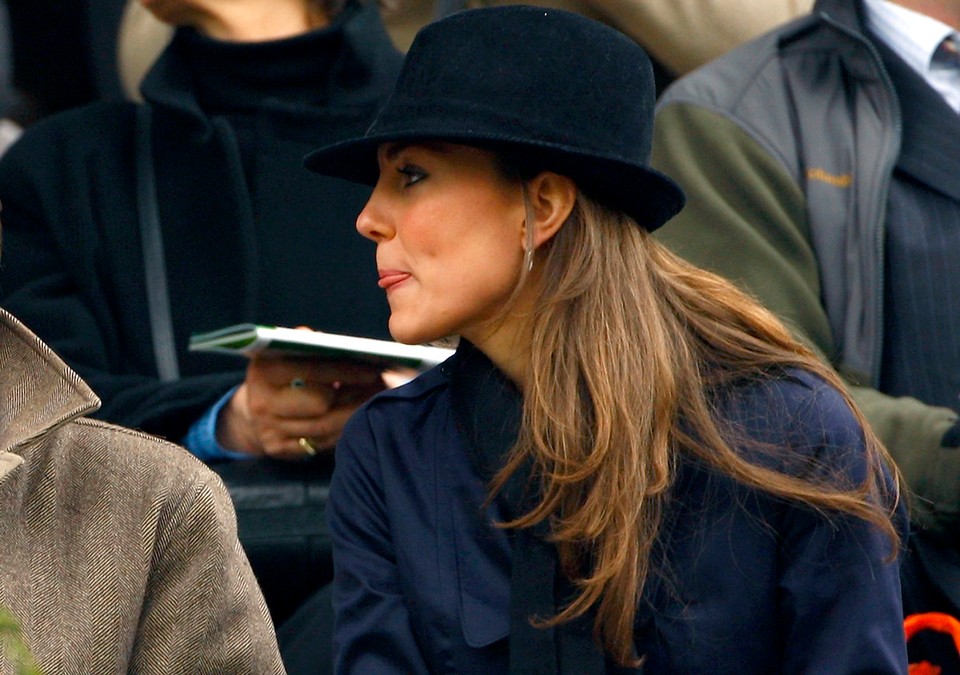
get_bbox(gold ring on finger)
[298,437,317,456]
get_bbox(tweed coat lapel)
[0,309,99,467]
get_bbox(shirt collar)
[862,0,958,76]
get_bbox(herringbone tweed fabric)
[0,309,285,674]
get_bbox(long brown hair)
[488,188,902,667]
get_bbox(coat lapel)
[151,106,257,325]
[0,309,99,458]
[447,342,634,673]
[877,40,960,203]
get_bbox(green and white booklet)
[189,323,454,369]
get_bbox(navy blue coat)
[328,345,908,673]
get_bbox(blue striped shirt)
[863,0,960,112]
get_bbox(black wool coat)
[0,1,402,441]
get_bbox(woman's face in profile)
[357,141,528,347]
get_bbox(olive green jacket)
[0,309,285,674]
[652,0,959,535]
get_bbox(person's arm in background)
[436,1,810,75]
[584,0,813,75]
[0,108,247,443]
[652,101,960,537]
[0,116,384,460]
[214,354,385,460]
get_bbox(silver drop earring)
[521,182,536,274]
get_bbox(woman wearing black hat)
[306,6,909,673]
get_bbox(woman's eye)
[398,164,427,187]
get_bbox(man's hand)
[217,355,385,460]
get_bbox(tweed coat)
[0,308,285,674]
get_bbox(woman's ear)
[523,171,577,248]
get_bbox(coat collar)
[0,309,99,481]
[810,0,960,201]
[446,341,628,672]
[776,0,890,97]
[447,341,525,503]
[813,0,868,33]
[138,0,402,138]
[878,38,960,201]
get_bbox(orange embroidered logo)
[806,168,853,188]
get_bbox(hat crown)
[370,6,656,164]
[303,4,684,231]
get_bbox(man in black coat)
[0,0,400,451]
[0,0,402,639]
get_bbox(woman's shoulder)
[334,360,464,496]
[720,367,857,429]
[713,367,868,470]
[342,361,455,438]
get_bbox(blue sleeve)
[774,380,908,673]
[327,411,431,675]
[181,386,252,462]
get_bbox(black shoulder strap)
[135,104,180,382]
[448,343,630,673]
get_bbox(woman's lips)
[378,271,412,290]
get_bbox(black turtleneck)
[184,17,349,114]
[176,6,361,200]
[139,1,403,335]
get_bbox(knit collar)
[179,18,348,113]
[139,0,401,130]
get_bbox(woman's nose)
[356,188,393,243]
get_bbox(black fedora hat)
[304,4,684,231]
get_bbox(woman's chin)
[388,319,445,347]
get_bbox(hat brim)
[304,131,684,232]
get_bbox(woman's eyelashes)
[398,164,427,187]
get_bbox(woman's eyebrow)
[382,142,412,163]
[382,141,449,163]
